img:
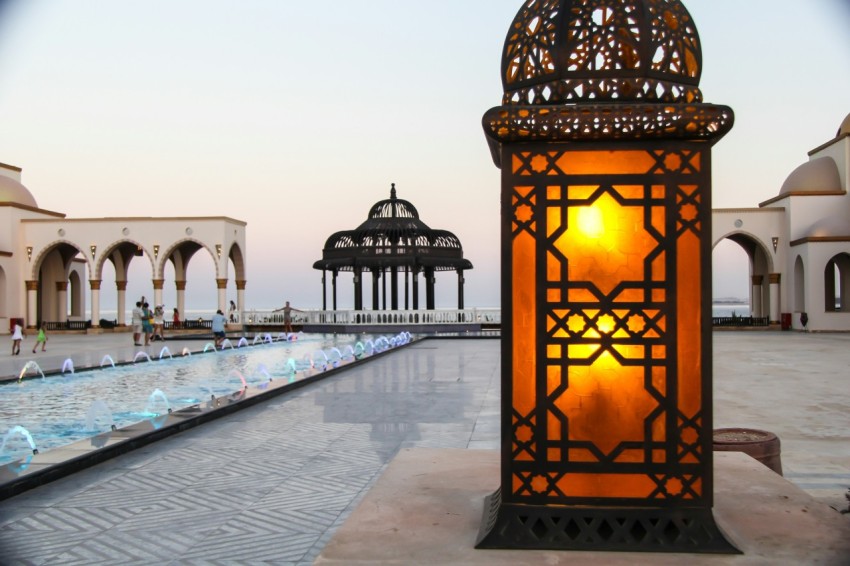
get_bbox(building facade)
[713,113,850,331]
[0,163,247,332]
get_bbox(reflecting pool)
[0,332,408,465]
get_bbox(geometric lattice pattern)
[504,143,714,508]
[502,0,703,104]
[477,488,740,553]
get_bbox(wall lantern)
[89,244,97,260]
[153,244,160,260]
[476,0,737,554]
[215,244,222,259]
[772,237,779,253]
[26,246,33,262]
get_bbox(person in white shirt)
[10,323,24,355]
[131,301,143,346]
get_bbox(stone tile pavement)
[0,330,847,564]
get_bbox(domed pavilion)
[313,184,472,311]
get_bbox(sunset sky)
[1,0,848,313]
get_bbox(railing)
[164,319,212,330]
[712,316,770,327]
[244,308,502,327]
[44,320,94,331]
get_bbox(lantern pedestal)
[476,488,739,553]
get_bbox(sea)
[93,304,753,321]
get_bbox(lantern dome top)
[501,0,703,105]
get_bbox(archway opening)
[711,239,750,316]
[824,253,850,312]
[794,255,806,312]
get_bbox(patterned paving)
[0,339,501,564]
[1,333,848,563]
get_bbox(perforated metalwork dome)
[313,184,473,272]
[502,0,703,105]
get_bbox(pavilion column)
[321,271,327,311]
[371,268,380,310]
[412,267,420,310]
[25,280,38,328]
[216,278,227,313]
[116,280,127,325]
[381,268,388,310]
[457,269,465,310]
[175,280,186,321]
[55,281,68,323]
[353,268,363,311]
[391,266,399,310]
[89,279,101,328]
[751,275,763,318]
[236,280,246,322]
[769,273,781,324]
[404,267,410,310]
[332,270,338,311]
[152,279,164,311]
[425,267,435,310]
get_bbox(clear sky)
[0,0,848,312]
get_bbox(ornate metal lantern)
[477,0,738,553]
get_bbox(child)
[11,322,24,355]
[32,322,47,353]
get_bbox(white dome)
[806,216,850,239]
[839,112,850,137]
[0,175,38,208]
[779,157,842,196]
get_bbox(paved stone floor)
[0,330,847,564]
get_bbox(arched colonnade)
[20,217,246,329]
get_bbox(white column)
[116,281,127,325]
[26,281,38,328]
[176,281,186,322]
[153,279,164,310]
[56,281,68,323]
[217,278,227,314]
[90,279,101,327]
[236,280,246,323]
[751,275,763,318]
[769,273,781,324]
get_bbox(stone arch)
[159,238,217,278]
[711,230,775,273]
[794,255,806,313]
[30,240,87,324]
[227,242,246,281]
[823,252,850,312]
[68,269,84,319]
[96,239,153,281]
[711,230,774,317]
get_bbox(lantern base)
[475,488,741,554]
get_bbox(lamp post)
[476,0,737,553]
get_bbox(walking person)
[212,309,226,349]
[131,301,144,346]
[11,322,25,355]
[32,322,47,353]
[228,300,237,323]
[172,307,181,329]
